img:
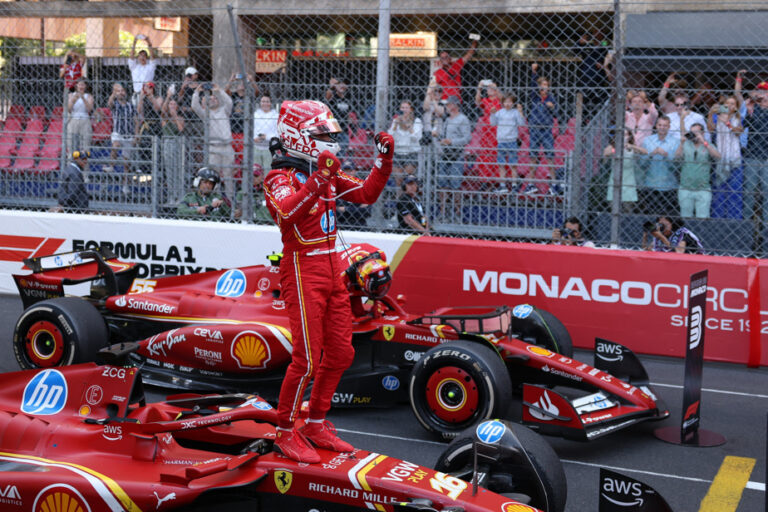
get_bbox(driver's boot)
[275,427,321,463]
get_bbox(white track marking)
[335,428,766,492]
[651,382,768,399]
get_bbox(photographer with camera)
[60,50,85,92]
[642,215,703,254]
[674,120,720,218]
[551,217,595,248]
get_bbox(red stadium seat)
[29,105,46,121]
[11,133,40,172]
[51,106,64,120]
[8,104,24,120]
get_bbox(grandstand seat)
[36,132,62,172]
[92,108,112,144]
[28,105,46,121]
[47,118,64,136]
[8,104,25,120]
[51,106,64,120]
[24,117,44,136]
[11,133,40,172]
[0,119,21,169]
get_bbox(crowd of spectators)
[6,30,768,251]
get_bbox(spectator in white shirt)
[658,79,710,143]
[388,100,423,186]
[128,35,158,102]
[489,93,525,192]
[252,95,279,171]
[192,83,235,202]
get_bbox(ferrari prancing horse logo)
[383,325,395,341]
[275,469,293,494]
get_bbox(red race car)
[0,363,566,511]
[12,245,668,441]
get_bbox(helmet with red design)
[343,246,392,298]
[277,100,342,163]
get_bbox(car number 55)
[129,279,157,294]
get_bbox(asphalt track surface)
[0,293,765,512]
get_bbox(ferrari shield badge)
[274,469,293,494]
[383,325,395,341]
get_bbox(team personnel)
[263,100,394,463]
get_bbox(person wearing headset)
[263,100,394,463]
[53,150,90,212]
[396,175,429,234]
[176,167,231,219]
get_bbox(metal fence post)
[369,0,392,228]
[610,0,626,248]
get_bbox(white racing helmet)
[277,100,342,163]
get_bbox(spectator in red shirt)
[59,50,85,92]
[433,38,478,102]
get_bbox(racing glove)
[374,132,394,161]
[316,150,341,182]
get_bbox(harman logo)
[529,390,559,422]
[22,369,67,415]
[216,269,247,297]
[231,331,271,369]
[382,375,400,391]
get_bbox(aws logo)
[231,331,271,369]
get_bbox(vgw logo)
[21,369,68,415]
[216,269,247,297]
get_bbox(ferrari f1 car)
[12,246,668,441]
[0,363,567,511]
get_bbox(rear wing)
[14,248,138,308]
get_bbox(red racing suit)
[264,153,391,428]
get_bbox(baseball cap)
[185,67,198,76]
[403,175,418,186]
[757,81,768,91]
[446,95,461,105]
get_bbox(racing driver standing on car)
[263,100,394,463]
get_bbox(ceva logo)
[21,369,68,415]
[216,269,247,297]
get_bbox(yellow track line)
[699,456,756,512]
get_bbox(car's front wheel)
[13,297,107,369]
[409,340,512,439]
[435,421,567,512]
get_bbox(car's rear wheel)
[512,306,573,357]
[435,421,567,512]
[13,297,108,369]
[409,340,512,439]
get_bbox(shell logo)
[231,331,272,369]
[35,485,91,512]
[526,345,555,358]
[501,503,537,512]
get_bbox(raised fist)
[316,150,340,180]
[374,132,394,158]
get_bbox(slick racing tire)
[513,306,573,358]
[409,340,512,439]
[435,422,567,512]
[14,297,108,369]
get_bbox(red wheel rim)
[425,366,479,424]
[24,320,65,367]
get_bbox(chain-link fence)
[0,1,766,256]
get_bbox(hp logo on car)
[382,375,400,391]
[21,369,68,415]
[476,420,506,444]
[512,304,534,319]
[216,269,247,297]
